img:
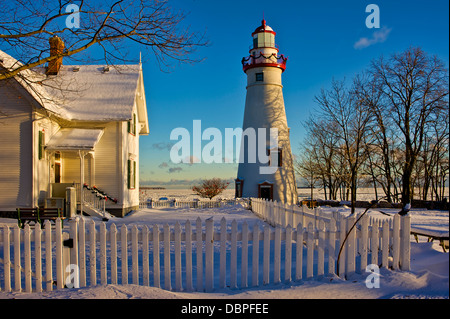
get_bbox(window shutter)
[133,114,137,135]
[127,159,131,189]
[38,130,44,160]
[133,160,137,189]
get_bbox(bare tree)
[369,47,449,206]
[0,0,208,81]
[315,78,372,213]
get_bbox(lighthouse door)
[258,182,273,201]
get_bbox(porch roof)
[46,128,104,151]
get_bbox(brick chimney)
[46,35,65,75]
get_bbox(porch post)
[79,150,86,215]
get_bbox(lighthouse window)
[256,73,264,82]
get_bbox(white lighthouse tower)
[236,19,298,205]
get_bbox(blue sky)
[136,0,449,188]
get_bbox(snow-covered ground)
[0,198,448,300]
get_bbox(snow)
[46,128,104,151]
[0,196,448,300]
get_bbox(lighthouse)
[236,19,298,205]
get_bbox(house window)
[128,113,136,135]
[38,130,45,160]
[128,159,136,189]
[256,73,264,82]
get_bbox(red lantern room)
[242,19,287,73]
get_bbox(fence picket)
[153,224,160,288]
[3,225,11,292]
[241,221,249,288]
[13,225,21,292]
[317,220,325,277]
[163,223,171,291]
[132,225,139,285]
[185,220,193,291]
[219,217,226,289]
[306,223,314,279]
[263,225,270,285]
[24,224,32,292]
[78,218,86,287]
[110,223,118,285]
[34,224,42,292]
[274,226,281,284]
[360,214,369,273]
[285,225,292,282]
[100,222,108,285]
[230,220,238,289]
[55,219,63,290]
[142,226,150,286]
[295,223,304,281]
[196,217,203,291]
[205,218,214,292]
[44,220,53,291]
[175,222,182,291]
[327,219,336,276]
[252,223,260,287]
[121,224,128,285]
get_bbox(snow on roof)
[0,49,141,122]
[42,64,141,121]
[0,49,69,119]
[46,128,104,151]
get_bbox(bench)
[411,227,449,252]
[17,207,65,228]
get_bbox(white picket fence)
[139,198,248,209]
[0,210,410,293]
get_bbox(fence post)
[400,215,411,271]
[381,220,390,268]
[205,218,214,292]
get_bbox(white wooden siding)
[0,83,33,209]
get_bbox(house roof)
[46,128,104,151]
[0,49,149,132]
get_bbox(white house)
[0,36,149,217]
